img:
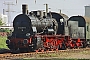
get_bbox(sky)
[0,0,90,25]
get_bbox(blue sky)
[0,0,90,24]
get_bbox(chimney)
[3,9,5,15]
[22,4,28,14]
[85,6,90,17]
[59,9,61,14]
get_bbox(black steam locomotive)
[6,4,87,53]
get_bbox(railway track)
[0,48,90,59]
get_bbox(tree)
[0,18,4,26]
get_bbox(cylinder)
[22,4,28,14]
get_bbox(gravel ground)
[19,50,90,59]
[0,49,90,60]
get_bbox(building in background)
[0,14,8,26]
[85,6,90,17]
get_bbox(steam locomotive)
[6,4,87,53]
